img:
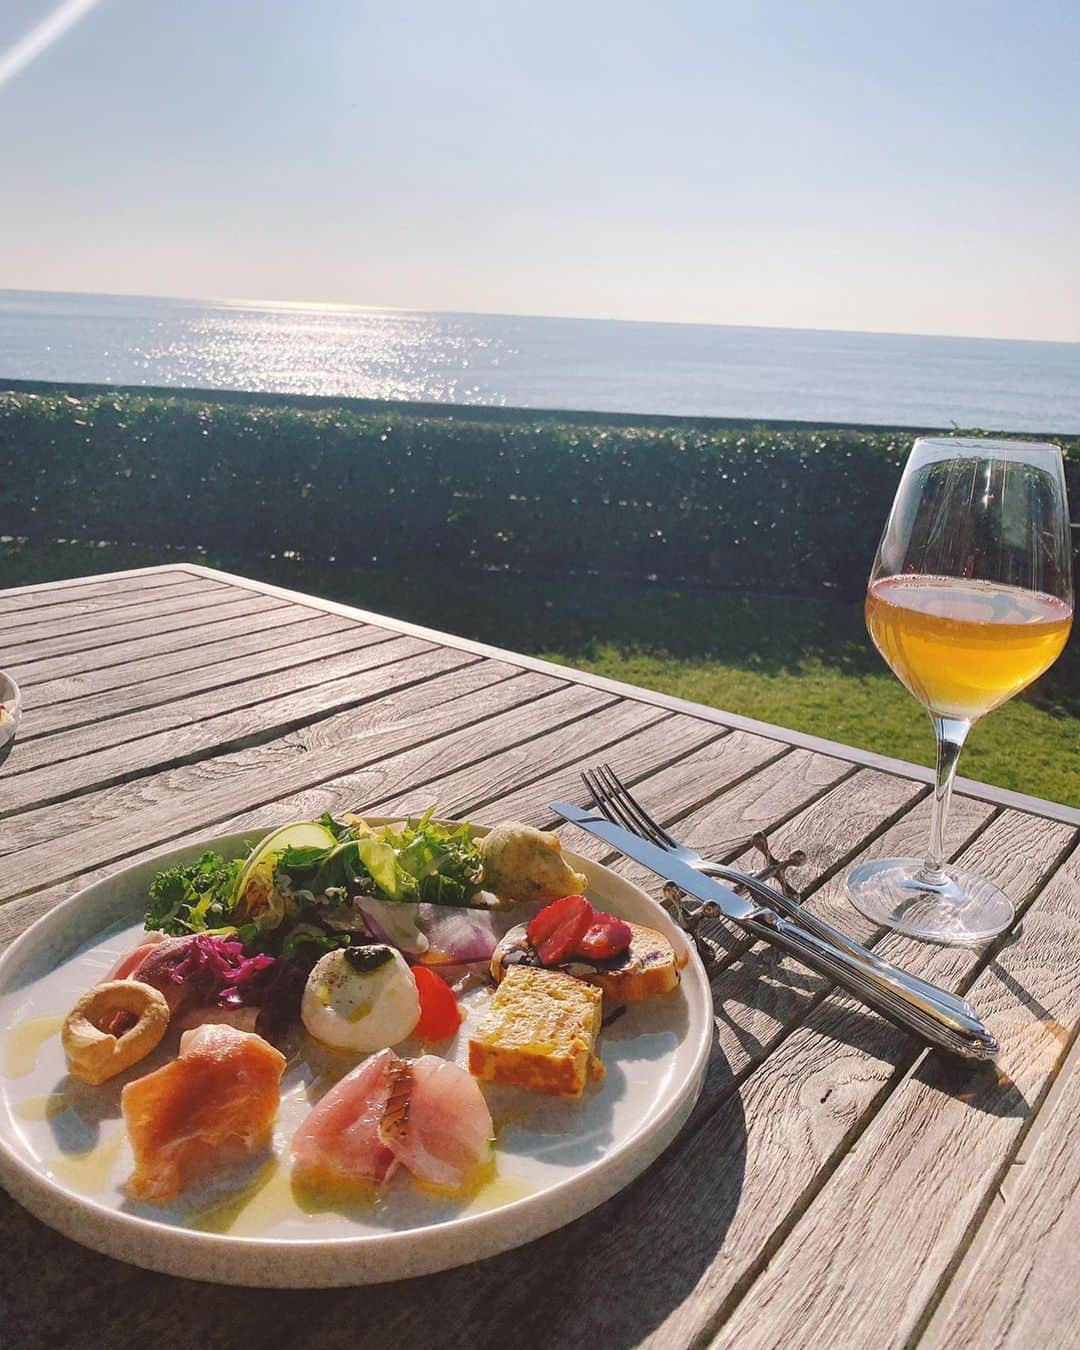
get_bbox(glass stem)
[919,716,970,885]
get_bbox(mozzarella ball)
[301,945,420,1052]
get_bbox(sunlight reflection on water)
[3,290,1079,430]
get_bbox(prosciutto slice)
[121,1024,286,1203]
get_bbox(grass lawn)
[5,538,1077,807]
[535,644,1077,804]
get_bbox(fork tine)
[597,763,668,846]
[595,764,656,838]
[601,763,681,849]
[594,769,644,835]
[580,769,616,823]
[581,767,638,833]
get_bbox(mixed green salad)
[145,811,492,962]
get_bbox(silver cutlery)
[580,763,985,1027]
[550,792,998,1060]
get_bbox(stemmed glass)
[846,437,1073,945]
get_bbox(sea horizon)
[7,285,1080,348]
[2,287,1078,432]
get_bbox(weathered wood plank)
[0,577,230,645]
[0,564,1072,1350]
[923,1031,1080,1350]
[560,743,855,870]
[0,655,527,863]
[709,829,1080,1350]
[20,610,368,711]
[0,668,580,901]
[479,724,787,832]
[8,601,344,692]
[0,575,223,627]
[5,627,407,780]
[0,589,286,665]
[0,639,474,816]
[0,567,196,616]
[16,622,393,741]
[0,702,708,952]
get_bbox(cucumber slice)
[233,821,337,924]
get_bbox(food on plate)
[468,965,603,1098]
[108,930,167,980]
[37,804,684,1216]
[292,1048,493,1194]
[143,811,497,966]
[411,966,463,1041]
[233,820,339,928]
[525,894,633,965]
[114,932,306,1044]
[121,1023,286,1203]
[300,945,420,1052]
[61,980,170,1085]
[492,902,679,1004]
[382,1053,494,1191]
[477,821,589,904]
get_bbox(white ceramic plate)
[0,821,713,1287]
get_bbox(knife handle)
[702,862,984,1024]
[743,909,998,1059]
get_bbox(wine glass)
[846,437,1074,945]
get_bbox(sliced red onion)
[355,898,429,955]
[414,903,498,964]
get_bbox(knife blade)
[549,801,761,923]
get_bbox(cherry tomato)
[412,965,463,1041]
[526,894,594,965]
[574,911,633,960]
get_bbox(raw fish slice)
[380,1054,493,1190]
[108,931,167,980]
[121,1023,285,1203]
[291,1048,398,1187]
[123,936,202,1014]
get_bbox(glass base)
[846,858,1014,946]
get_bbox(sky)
[1,0,1079,341]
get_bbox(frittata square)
[468,965,603,1098]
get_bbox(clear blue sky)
[2,0,1078,340]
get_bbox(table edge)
[3,562,1076,827]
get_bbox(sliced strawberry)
[526,894,594,966]
[574,911,633,960]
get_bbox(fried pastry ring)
[61,979,170,1085]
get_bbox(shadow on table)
[1,1021,748,1350]
[707,932,1035,1121]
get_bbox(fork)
[581,763,986,1028]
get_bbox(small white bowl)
[0,670,21,752]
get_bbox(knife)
[549,802,999,1060]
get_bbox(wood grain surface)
[0,564,1075,1350]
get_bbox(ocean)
[1,289,1077,432]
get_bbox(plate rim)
[0,817,715,1284]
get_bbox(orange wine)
[866,575,1072,720]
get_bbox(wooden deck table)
[0,564,1077,1350]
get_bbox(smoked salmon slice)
[121,1024,285,1203]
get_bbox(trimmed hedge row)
[1,390,1076,601]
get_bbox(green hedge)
[1,390,1075,601]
